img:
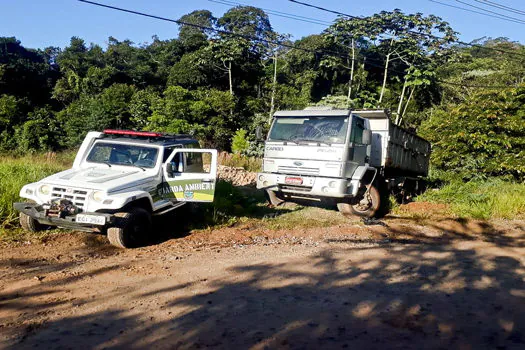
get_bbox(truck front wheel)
[337,182,388,218]
[19,212,46,232]
[107,208,152,248]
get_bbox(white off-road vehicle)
[14,129,218,248]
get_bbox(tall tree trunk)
[379,38,395,105]
[401,86,415,119]
[228,61,233,96]
[395,77,409,125]
[347,38,355,104]
[269,53,278,124]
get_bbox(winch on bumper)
[14,198,115,232]
[256,172,360,198]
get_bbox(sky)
[2,0,525,49]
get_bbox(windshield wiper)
[129,164,146,172]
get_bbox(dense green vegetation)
[1,6,523,179]
[0,5,524,234]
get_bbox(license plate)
[285,176,303,185]
[76,214,106,225]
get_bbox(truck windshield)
[86,142,159,168]
[268,117,349,144]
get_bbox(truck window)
[350,116,366,144]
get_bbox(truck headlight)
[39,185,50,195]
[92,191,105,202]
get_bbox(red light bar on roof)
[103,129,163,137]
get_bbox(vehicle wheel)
[107,208,152,248]
[266,189,285,206]
[19,212,46,232]
[338,181,388,218]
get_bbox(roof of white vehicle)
[98,134,199,147]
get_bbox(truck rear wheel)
[19,212,46,232]
[337,182,388,218]
[107,208,152,248]
[266,189,285,207]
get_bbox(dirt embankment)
[1,214,524,349]
[216,165,256,187]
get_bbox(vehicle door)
[161,149,218,202]
[349,115,368,165]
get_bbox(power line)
[288,0,525,60]
[77,0,342,58]
[430,0,525,25]
[77,0,515,90]
[475,0,525,16]
[453,0,525,24]
[208,0,332,27]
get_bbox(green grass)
[417,178,525,220]
[0,154,70,229]
[217,152,262,172]
[260,205,352,230]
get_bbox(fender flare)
[351,166,377,185]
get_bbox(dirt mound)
[217,165,256,187]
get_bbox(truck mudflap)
[14,202,114,232]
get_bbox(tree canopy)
[0,6,523,180]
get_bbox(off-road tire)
[337,181,389,219]
[107,208,152,248]
[266,189,285,207]
[19,212,46,232]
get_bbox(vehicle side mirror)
[166,163,174,177]
[362,130,372,145]
[255,126,264,141]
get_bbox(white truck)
[256,108,431,218]
[14,129,218,248]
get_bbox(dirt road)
[1,214,524,349]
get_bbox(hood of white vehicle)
[41,167,153,192]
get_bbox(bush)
[417,178,525,219]
[217,152,262,172]
[420,86,525,180]
[231,129,249,154]
[0,155,68,227]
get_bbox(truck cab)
[15,129,218,248]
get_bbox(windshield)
[268,116,349,144]
[86,142,159,168]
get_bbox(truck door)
[349,116,368,164]
[161,149,218,202]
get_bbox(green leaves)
[420,86,525,180]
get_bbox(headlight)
[39,185,50,195]
[92,191,105,202]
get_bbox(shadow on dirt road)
[1,218,524,350]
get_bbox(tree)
[178,10,215,51]
[420,85,525,180]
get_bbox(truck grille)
[51,187,88,210]
[278,166,320,176]
[281,185,313,192]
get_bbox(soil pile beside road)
[217,165,256,186]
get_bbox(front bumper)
[14,202,114,232]
[256,172,360,199]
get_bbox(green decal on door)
[158,179,215,201]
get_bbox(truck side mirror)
[255,126,264,141]
[362,130,372,145]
